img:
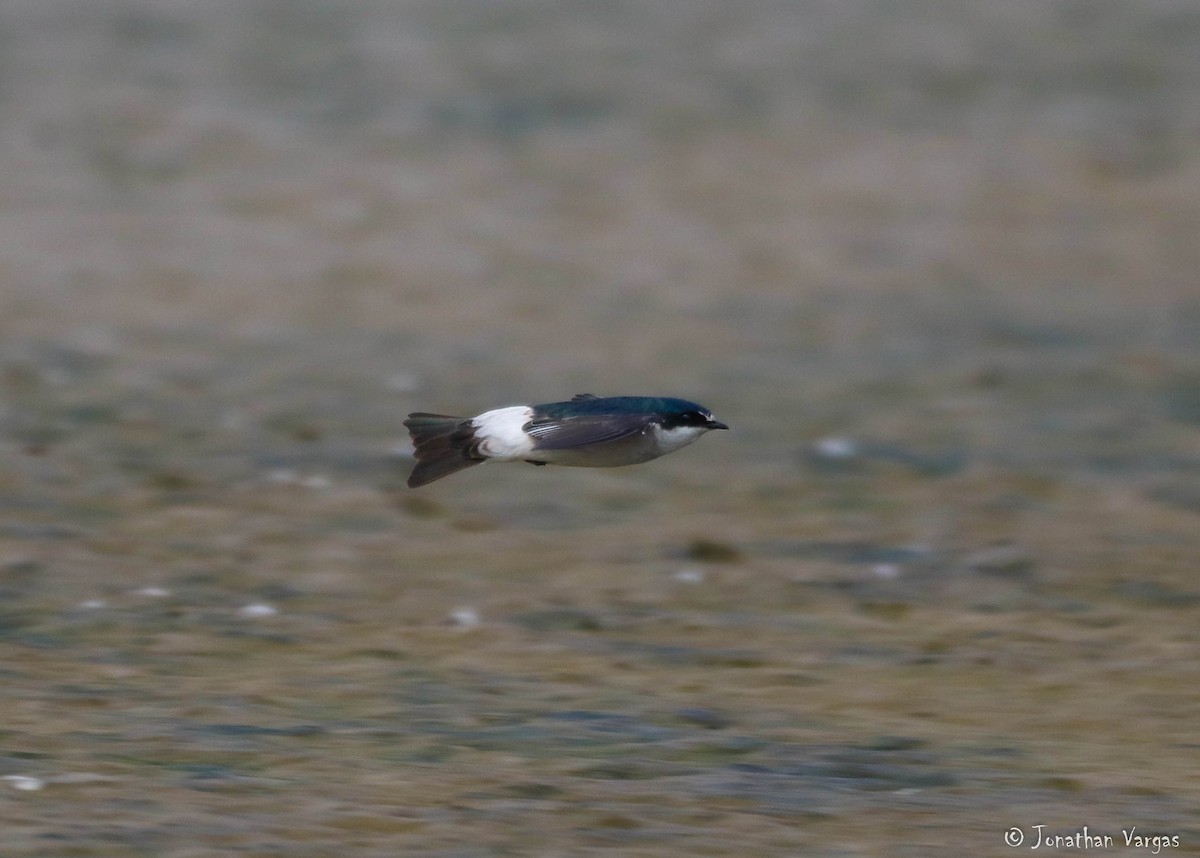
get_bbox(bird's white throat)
[651,423,708,454]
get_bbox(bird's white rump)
[471,406,535,460]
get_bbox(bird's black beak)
[706,419,730,431]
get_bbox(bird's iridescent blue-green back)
[532,394,710,419]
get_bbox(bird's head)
[659,399,729,432]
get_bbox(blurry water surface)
[2,2,1199,855]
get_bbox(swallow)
[403,394,728,487]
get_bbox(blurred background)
[2,1,1199,854]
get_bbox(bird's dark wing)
[523,412,657,450]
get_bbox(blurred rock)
[684,538,742,564]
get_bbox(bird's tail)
[402,413,484,488]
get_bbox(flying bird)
[403,394,728,488]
